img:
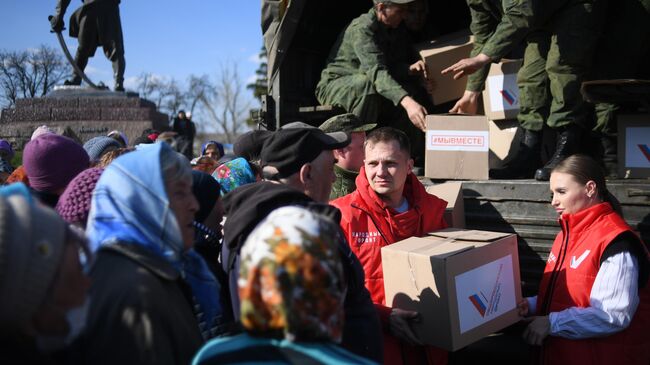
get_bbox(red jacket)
[331,167,448,365]
[537,202,650,365]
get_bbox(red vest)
[536,202,650,365]
[331,168,448,365]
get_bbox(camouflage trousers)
[316,71,427,164]
[517,0,607,132]
[591,0,650,136]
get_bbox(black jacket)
[221,181,383,362]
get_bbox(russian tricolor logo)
[638,145,650,162]
[469,293,488,317]
[500,89,516,106]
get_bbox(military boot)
[490,128,542,179]
[599,134,618,179]
[534,125,582,181]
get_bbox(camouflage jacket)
[330,165,358,201]
[317,8,418,106]
[466,0,532,91]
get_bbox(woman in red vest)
[519,154,649,365]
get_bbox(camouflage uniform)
[466,0,607,131]
[465,0,532,92]
[319,113,375,201]
[591,0,650,136]
[315,7,430,164]
[330,165,359,201]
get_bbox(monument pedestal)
[0,86,168,150]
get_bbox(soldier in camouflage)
[316,0,432,163]
[443,0,608,181]
[319,114,376,200]
[50,0,125,92]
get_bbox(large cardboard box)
[489,119,522,169]
[482,60,522,121]
[382,228,522,351]
[425,114,489,180]
[426,182,465,228]
[418,30,474,105]
[618,114,650,178]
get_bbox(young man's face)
[307,150,337,203]
[364,140,413,203]
[335,132,366,172]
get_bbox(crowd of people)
[0,106,647,364]
[1,0,648,363]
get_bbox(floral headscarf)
[212,157,256,195]
[238,206,345,342]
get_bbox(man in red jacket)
[330,127,448,365]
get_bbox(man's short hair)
[364,127,411,158]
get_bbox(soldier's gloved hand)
[50,14,64,32]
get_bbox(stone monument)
[0,87,168,151]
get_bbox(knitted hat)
[83,136,121,162]
[0,183,67,334]
[56,167,104,225]
[30,125,55,140]
[23,134,90,193]
[0,140,14,160]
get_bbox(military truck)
[257,1,650,362]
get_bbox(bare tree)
[201,63,251,143]
[186,74,215,116]
[0,45,67,107]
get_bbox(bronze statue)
[50,0,125,91]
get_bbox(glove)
[50,14,64,33]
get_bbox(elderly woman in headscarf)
[81,143,224,364]
[192,206,378,364]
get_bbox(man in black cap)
[221,127,384,362]
[260,127,350,203]
[320,113,376,200]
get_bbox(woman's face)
[549,172,597,216]
[167,177,199,250]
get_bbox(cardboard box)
[382,228,522,351]
[618,114,650,178]
[424,114,489,180]
[418,30,474,105]
[489,119,522,169]
[426,182,465,228]
[482,60,522,121]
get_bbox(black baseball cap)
[261,128,350,179]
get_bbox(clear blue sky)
[0,1,264,92]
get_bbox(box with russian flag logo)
[381,228,522,351]
[424,114,490,180]
[618,114,650,178]
[482,59,522,121]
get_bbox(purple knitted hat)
[23,134,90,193]
[55,167,104,225]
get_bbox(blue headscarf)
[86,143,223,339]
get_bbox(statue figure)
[50,0,125,91]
